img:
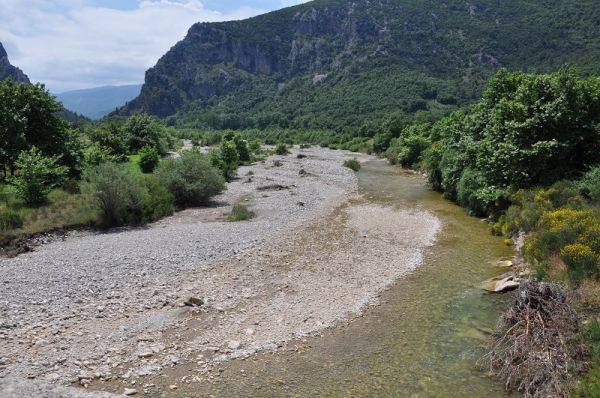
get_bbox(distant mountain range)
[56,84,142,120]
[0,42,30,83]
[120,0,600,130]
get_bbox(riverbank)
[0,148,441,397]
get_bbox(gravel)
[0,147,441,396]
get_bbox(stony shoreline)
[0,147,441,397]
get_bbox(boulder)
[481,272,521,293]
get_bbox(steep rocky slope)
[121,0,600,129]
[0,42,30,83]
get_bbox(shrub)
[220,140,240,180]
[138,146,160,173]
[560,243,599,283]
[0,209,23,232]
[227,205,255,222]
[156,151,225,207]
[275,143,289,155]
[10,147,68,206]
[248,139,261,153]
[83,163,173,227]
[343,159,361,172]
[83,144,117,167]
[139,175,174,223]
[578,166,600,204]
[83,163,142,227]
[233,134,250,162]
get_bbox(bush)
[560,243,599,283]
[343,159,361,172]
[10,147,68,206]
[83,163,173,227]
[275,143,289,155]
[227,204,255,222]
[156,151,225,207]
[139,146,160,173]
[0,209,23,232]
[578,166,600,204]
[139,175,174,223]
[83,144,118,167]
[233,134,250,162]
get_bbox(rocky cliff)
[0,42,30,84]
[121,0,600,129]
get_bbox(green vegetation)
[138,145,160,173]
[156,151,225,207]
[383,69,600,396]
[226,204,255,222]
[275,143,289,155]
[343,159,361,172]
[0,209,23,233]
[123,0,600,133]
[82,163,173,227]
[0,79,81,177]
[10,147,68,206]
[0,79,234,236]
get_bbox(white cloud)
[0,1,267,92]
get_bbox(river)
[165,159,515,397]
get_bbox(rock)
[481,272,521,293]
[169,384,178,390]
[228,340,241,350]
[496,259,513,268]
[299,168,307,175]
[124,388,138,395]
[184,297,204,307]
[137,352,153,358]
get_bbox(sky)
[0,0,310,93]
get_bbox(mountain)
[0,42,30,83]
[121,0,600,131]
[56,84,142,120]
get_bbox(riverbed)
[0,154,514,397]
[135,160,515,397]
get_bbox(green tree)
[87,122,130,161]
[233,133,250,161]
[124,114,168,154]
[0,79,81,177]
[425,69,600,215]
[219,140,239,180]
[138,146,160,173]
[10,147,68,205]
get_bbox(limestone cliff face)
[0,42,30,84]
[121,0,600,124]
[122,0,385,117]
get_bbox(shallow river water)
[166,159,516,397]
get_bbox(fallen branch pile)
[483,281,588,397]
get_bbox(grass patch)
[226,204,255,222]
[127,154,141,172]
[0,187,99,238]
[343,158,361,172]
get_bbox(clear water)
[164,160,516,397]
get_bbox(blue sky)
[0,0,310,92]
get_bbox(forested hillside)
[121,0,600,131]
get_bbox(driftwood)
[482,281,587,397]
